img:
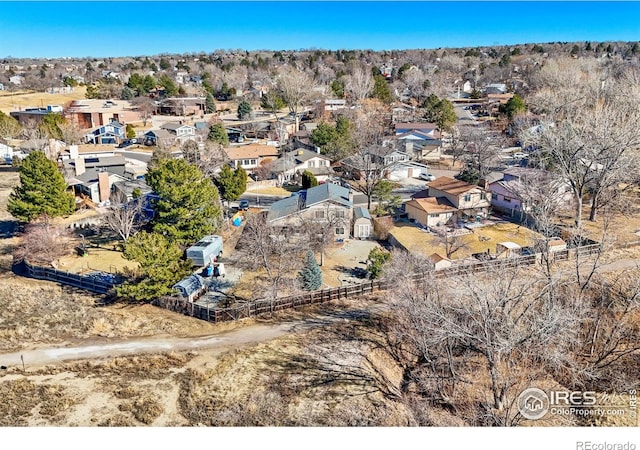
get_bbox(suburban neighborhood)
[0,3,639,435]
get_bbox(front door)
[358,224,370,238]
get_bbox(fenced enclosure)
[13,260,117,294]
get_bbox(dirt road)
[0,321,298,368]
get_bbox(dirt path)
[0,321,297,368]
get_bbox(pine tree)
[8,151,75,222]
[216,165,247,206]
[302,170,318,189]
[299,250,322,291]
[145,158,223,245]
[205,93,216,114]
[208,123,229,146]
[116,231,192,302]
[237,100,253,120]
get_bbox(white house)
[272,148,333,183]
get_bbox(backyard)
[389,220,543,260]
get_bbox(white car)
[512,152,528,159]
[419,173,437,181]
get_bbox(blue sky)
[1,1,639,58]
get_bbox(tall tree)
[207,123,229,146]
[301,170,318,189]
[215,165,247,206]
[145,158,223,245]
[237,100,253,120]
[345,64,374,104]
[8,151,75,222]
[422,94,457,132]
[277,68,315,132]
[299,250,322,291]
[0,110,22,140]
[371,74,392,104]
[116,231,191,302]
[205,92,216,114]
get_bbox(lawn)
[389,221,542,260]
[555,205,640,247]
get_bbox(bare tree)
[131,96,156,127]
[276,67,316,132]
[458,125,501,180]
[14,219,73,267]
[390,260,583,426]
[102,191,143,243]
[235,212,302,301]
[344,63,373,104]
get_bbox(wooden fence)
[14,261,114,294]
[152,250,574,324]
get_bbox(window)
[335,210,345,219]
[308,161,315,168]
[503,196,511,203]
[335,227,345,235]
[314,210,325,219]
[318,160,326,166]
[429,214,440,218]
[250,159,257,165]
[242,159,251,165]
[480,192,486,200]
[464,194,471,202]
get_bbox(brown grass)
[0,87,87,114]
[390,221,541,260]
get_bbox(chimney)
[98,171,110,202]
[69,145,79,159]
[348,188,353,205]
[74,157,85,176]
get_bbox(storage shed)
[353,207,372,239]
[496,241,521,258]
[429,253,452,270]
[173,274,207,302]
[186,235,224,267]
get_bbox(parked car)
[117,140,133,148]
[238,199,249,210]
[512,152,528,159]
[419,173,437,181]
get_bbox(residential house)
[65,99,141,129]
[160,122,197,144]
[9,75,24,85]
[143,129,175,148]
[404,196,458,227]
[488,167,572,220]
[485,83,507,94]
[393,122,443,160]
[68,169,128,205]
[85,119,126,144]
[407,176,491,227]
[157,97,205,116]
[353,207,373,239]
[267,183,353,239]
[272,148,333,184]
[111,178,153,202]
[63,154,127,178]
[9,108,50,126]
[224,144,280,174]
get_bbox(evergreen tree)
[367,247,391,280]
[0,110,22,139]
[145,158,223,245]
[205,93,216,114]
[301,170,318,189]
[422,94,457,132]
[237,100,253,120]
[120,86,134,100]
[8,151,75,222]
[299,250,322,291]
[372,74,392,104]
[207,123,229,146]
[125,123,136,139]
[499,94,526,119]
[115,231,192,302]
[39,112,67,140]
[216,165,247,206]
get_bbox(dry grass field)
[0,87,87,114]
[389,221,541,260]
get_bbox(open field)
[556,206,640,247]
[389,220,541,260]
[0,87,87,114]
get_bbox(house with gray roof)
[272,148,333,184]
[267,183,353,239]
